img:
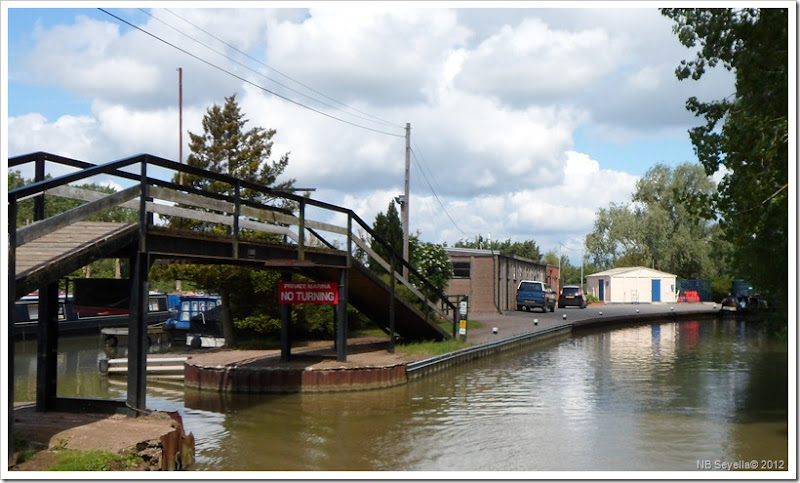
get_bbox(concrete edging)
[184,310,721,393]
[184,361,409,393]
[406,310,720,381]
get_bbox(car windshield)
[519,282,542,292]
[562,287,581,296]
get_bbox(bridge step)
[99,356,188,380]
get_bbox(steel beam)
[336,269,348,362]
[126,252,149,415]
[280,272,292,362]
[35,281,59,411]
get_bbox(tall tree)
[163,94,295,347]
[585,163,720,277]
[584,203,645,270]
[181,93,294,203]
[370,200,404,274]
[369,202,452,297]
[661,8,788,313]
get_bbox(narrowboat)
[162,294,224,347]
[13,292,172,339]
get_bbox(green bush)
[49,450,143,471]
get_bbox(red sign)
[278,281,339,305]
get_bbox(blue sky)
[4,3,737,262]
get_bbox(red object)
[278,281,339,305]
[680,290,700,303]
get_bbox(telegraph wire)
[412,138,451,207]
[98,8,404,138]
[140,8,401,130]
[410,146,470,239]
[161,8,404,130]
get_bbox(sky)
[3,2,740,265]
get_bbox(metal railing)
[8,151,457,333]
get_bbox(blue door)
[651,279,661,302]
[598,279,605,301]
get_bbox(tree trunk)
[220,290,236,348]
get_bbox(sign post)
[278,281,340,362]
[458,299,468,341]
[278,281,339,305]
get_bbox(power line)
[412,138,451,205]
[140,8,401,131]
[410,146,469,239]
[98,8,404,138]
[160,8,404,130]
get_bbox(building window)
[453,261,471,278]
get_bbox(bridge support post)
[280,272,292,362]
[35,281,59,412]
[126,252,149,415]
[336,268,348,362]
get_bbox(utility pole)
[176,67,183,293]
[402,122,410,280]
[177,67,184,186]
[558,243,562,291]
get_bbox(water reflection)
[12,318,788,472]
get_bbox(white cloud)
[6,5,734,261]
[456,17,627,103]
[410,151,637,254]
[8,113,99,164]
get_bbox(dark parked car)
[558,285,587,309]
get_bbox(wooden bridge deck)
[12,221,451,341]
[14,221,138,297]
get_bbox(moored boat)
[13,291,171,339]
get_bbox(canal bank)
[9,403,194,471]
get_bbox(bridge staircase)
[8,152,457,431]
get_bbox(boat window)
[199,302,206,312]
[181,301,191,321]
[191,301,199,314]
[148,298,160,311]
[27,304,38,321]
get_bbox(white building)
[586,267,677,304]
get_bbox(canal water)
[12,318,789,472]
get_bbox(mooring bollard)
[533,318,538,326]
[492,327,498,335]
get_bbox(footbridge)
[8,152,458,425]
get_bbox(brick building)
[444,247,560,314]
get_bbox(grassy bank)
[11,439,145,471]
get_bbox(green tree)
[632,163,718,277]
[181,93,294,204]
[369,200,404,274]
[584,203,644,270]
[585,163,720,278]
[454,237,541,261]
[410,240,453,298]
[661,8,788,315]
[544,251,583,286]
[369,202,452,297]
[159,94,295,347]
